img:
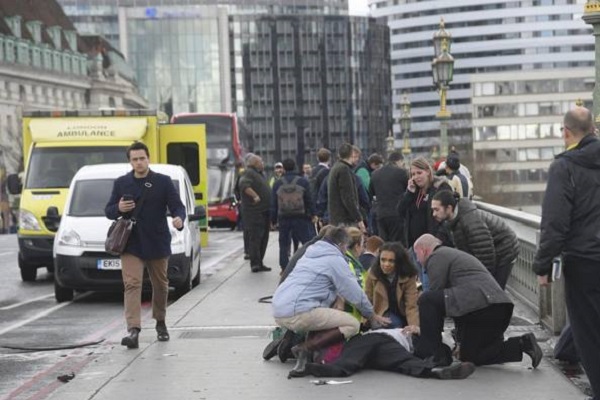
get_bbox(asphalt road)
[0,230,244,400]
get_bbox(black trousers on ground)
[564,261,600,400]
[306,333,435,378]
[415,291,522,366]
[244,211,270,269]
[377,216,404,243]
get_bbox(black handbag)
[105,173,153,256]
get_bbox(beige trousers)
[275,307,360,338]
[121,253,169,330]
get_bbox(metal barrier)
[476,202,566,335]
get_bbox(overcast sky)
[349,0,369,16]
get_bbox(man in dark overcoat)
[105,142,186,349]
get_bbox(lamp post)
[431,18,455,158]
[386,128,395,156]
[399,94,412,161]
[584,1,600,124]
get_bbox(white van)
[53,164,204,302]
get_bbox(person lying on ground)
[290,327,475,380]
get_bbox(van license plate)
[97,259,122,270]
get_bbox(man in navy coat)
[105,142,186,349]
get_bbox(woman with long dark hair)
[365,242,419,329]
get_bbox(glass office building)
[58,1,391,165]
[471,68,593,214]
[122,6,230,114]
[231,15,392,165]
[58,0,349,49]
[370,0,593,159]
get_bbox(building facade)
[0,0,147,175]
[231,14,392,165]
[58,0,350,50]
[370,0,593,160]
[61,2,392,166]
[471,68,593,214]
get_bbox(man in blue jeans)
[271,158,317,271]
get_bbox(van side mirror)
[43,206,61,232]
[189,205,206,222]
[7,174,22,195]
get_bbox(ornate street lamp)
[433,18,452,56]
[399,94,412,160]
[432,18,455,157]
[583,1,600,126]
[386,128,395,156]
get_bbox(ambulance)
[7,109,208,282]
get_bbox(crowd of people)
[235,107,598,399]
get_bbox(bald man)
[413,234,542,368]
[238,155,272,272]
[534,106,600,400]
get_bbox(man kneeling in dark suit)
[412,234,542,368]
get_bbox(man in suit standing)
[105,142,186,349]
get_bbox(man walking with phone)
[105,142,186,349]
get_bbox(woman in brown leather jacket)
[364,242,420,329]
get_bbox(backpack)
[277,176,305,217]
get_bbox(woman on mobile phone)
[397,157,452,249]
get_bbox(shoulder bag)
[105,173,153,255]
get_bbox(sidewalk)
[50,233,587,400]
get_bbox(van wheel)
[192,256,201,287]
[18,254,37,282]
[54,279,74,302]
[175,273,192,299]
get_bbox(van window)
[167,143,199,186]
[69,179,115,217]
[26,147,127,189]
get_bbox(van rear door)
[159,125,208,247]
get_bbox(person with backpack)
[271,158,317,272]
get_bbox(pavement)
[49,232,588,400]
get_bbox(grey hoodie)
[272,240,374,319]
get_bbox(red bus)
[171,113,250,229]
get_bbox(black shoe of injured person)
[430,361,475,380]
[288,345,310,378]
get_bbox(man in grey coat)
[412,234,542,368]
[327,143,365,231]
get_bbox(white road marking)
[0,292,92,337]
[0,294,54,311]
[0,251,16,256]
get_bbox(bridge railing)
[476,201,566,335]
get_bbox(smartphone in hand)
[122,194,134,202]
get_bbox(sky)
[349,0,370,16]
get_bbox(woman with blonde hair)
[397,157,452,248]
